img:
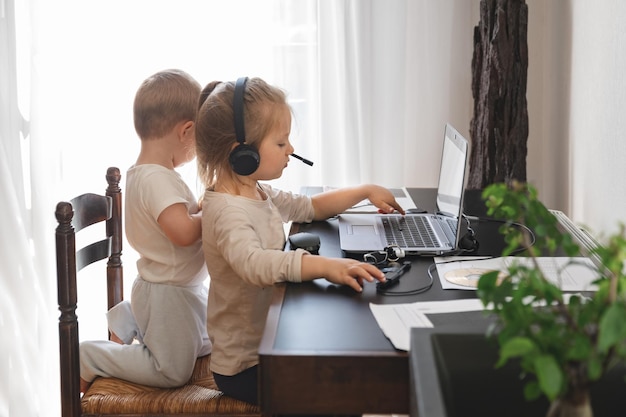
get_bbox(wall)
[526,0,572,213]
[569,1,626,237]
[520,0,625,239]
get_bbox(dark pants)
[213,365,258,405]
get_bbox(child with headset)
[79,69,211,392]
[195,77,405,404]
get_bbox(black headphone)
[229,77,261,176]
[459,226,479,252]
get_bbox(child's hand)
[366,185,406,215]
[323,258,386,292]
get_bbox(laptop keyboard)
[381,216,438,248]
[445,217,458,239]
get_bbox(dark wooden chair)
[55,166,260,417]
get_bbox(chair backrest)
[55,167,123,417]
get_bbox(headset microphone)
[291,153,314,166]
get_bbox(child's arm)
[300,254,386,292]
[157,203,202,247]
[310,184,405,220]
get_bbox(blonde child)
[79,69,210,392]
[195,77,404,404]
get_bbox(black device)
[229,77,261,176]
[288,232,321,254]
[376,261,411,291]
[291,153,314,166]
[459,228,479,252]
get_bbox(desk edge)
[258,282,286,355]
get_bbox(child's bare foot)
[80,377,91,394]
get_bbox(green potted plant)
[477,181,626,417]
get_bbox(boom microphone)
[291,153,314,166]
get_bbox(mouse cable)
[376,263,435,296]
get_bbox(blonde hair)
[133,69,201,140]
[196,77,289,188]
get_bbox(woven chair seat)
[81,354,260,416]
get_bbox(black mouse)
[288,232,320,254]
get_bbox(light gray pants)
[80,277,211,387]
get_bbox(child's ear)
[179,120,195,140]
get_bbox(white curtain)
[310,1,475,190]
[2,1,479,415]
[1,0,60,415]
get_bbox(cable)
[376,262,435,296]
[462,215,536,256]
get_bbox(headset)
[458,215,479,252]
[229,77,261,176]
[458,226,479,252]
[363,244,405,265]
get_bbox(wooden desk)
[258,188,502,415]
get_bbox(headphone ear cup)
[459,230,479,252]
[229,143,260,176]
[392,246,405,259]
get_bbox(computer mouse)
[288,232,320,254]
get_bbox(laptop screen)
[436,124,469,218]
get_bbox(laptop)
[337,123,470,256]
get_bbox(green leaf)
[477,270,502,304]
[588,355,603,380]
[566,334,591,361]
[497,337,536,367]
[534,355,563,401]
[555,333,592,361]
[523,380,542,401]
[598,303,626,353]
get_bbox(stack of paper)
[370,256,598,351]
[435,256,599,291]
[369,299,485,351]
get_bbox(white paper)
[435,256,599,292]
[323,186,417,213]
[370,255,596,351]
[369,299,485,351]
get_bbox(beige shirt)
[202,184,315,375]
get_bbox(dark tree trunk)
[468,0,529,189]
